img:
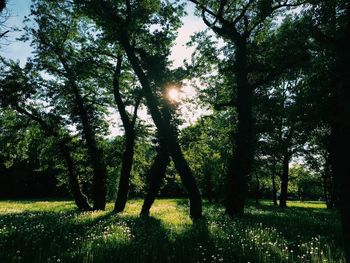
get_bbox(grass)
[0,199,345,263]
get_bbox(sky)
[0,0,32,64]
[0,0,209,137]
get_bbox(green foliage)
[180,114,232,199]
[289,165,323,200]
[0,109,64,197]
[0,0,348,257]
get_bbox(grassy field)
[0,199,345,263]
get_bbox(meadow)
[0,199,345,263]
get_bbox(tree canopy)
[0,0,349,259]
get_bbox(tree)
[257,79,308,208]
[290,165,323,200]
[0,59,91,210]
[189,0,308,216]
[180,114,232,203]
[111,55,141,213]
[76,0,203,218]
[26,0,109,210]
[140,135,170,216]
[301,0,350,257]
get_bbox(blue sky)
[0,0,32,65]
[1,0,205,68]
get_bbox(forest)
[0,0,349,262]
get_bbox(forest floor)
[0,199,345,263]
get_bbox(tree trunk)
[255,173,260,206]
[118,33,202,219]
[322,155,334,209]
[59,57,107,211]
[225,39,254,217]
[330,124,350,259]
[70,82,107,210]
[112,57,138,213]
[114,132,135,212]
[59,141,91,210]
[330,37,350,258]
[272,171,278,206]
[140,144,170,216]
[279,153,290,208]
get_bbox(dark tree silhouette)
[190,0,307,217]
[112,56,141,213]
[77,0,203,218]
[140,140,170,217]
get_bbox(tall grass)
[0,199,345,262]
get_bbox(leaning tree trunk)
[118,33,202,219]
[140,143,170,216]
[59,57,107,211]
[88,0,201,219]
[225,39,254,217]
[112,57,139,213]
[114,132,135,212]
[59,141,91,210]
[70,82,107,210]
[279,153,290,208]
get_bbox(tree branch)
[188,0,221,20]
[131,91,142,128]
[0,30,9,39]
[248,1,307,34]
[232,0,254,27]
[113,55,134,133]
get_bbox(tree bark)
[330,123,350,259]
[140,143,170,216]
[255,173,260,206]
[322,155,334,209]
[70,82,107,210]
[59,57,107,211]
[112,57,139,213]
[117,33,202,219]
[279,153,290,208]
[58,141,91,210]
[114,132,135,212]
[225,39,254,217]
[330,36,350,258]
[272,172,278,206]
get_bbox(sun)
[167,88,180,102]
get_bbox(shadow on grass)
[0,199,343,263]
[0,205,213,263]
[245,202,341,242]
[174,199,341,247]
